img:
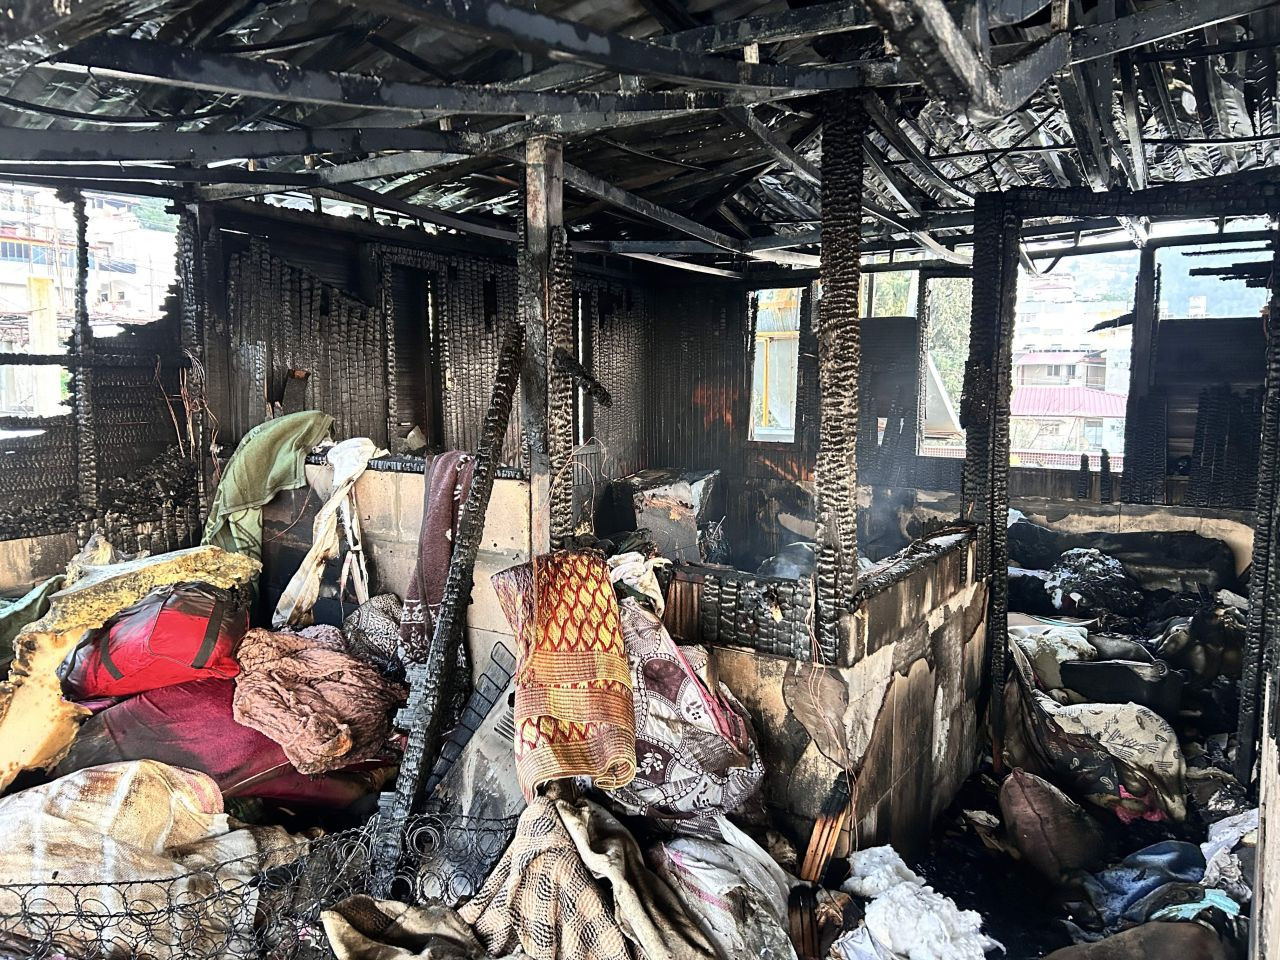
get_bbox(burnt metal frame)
[961,173,1280,781]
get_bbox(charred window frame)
[962,181,1280,785]
[746,286,806,446]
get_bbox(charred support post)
[1237,234,1280,785]
[961,192,1020,770]
[520,136,570,550]
[62,189,97,514]
[177,211,207,511]
[1122,246,1160,503]
[372,323,526,895]
[813,93,866,656]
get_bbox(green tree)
[131,197,178,232]
[926,276,971,411]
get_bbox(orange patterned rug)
[493,550,636,799]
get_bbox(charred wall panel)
[1156,316,1265,508]
[0,293,188,544]
[0,418,77,514]
[226,238,387,445]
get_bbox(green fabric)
[0,574,65,668]
[203,411,334,565]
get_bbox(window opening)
[919,275,970,457]
[1010,247,1136,469]
[749,287,802,443]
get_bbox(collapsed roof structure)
[1,2,1280,959]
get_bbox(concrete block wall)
[264,465,530,680]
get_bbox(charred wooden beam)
[1120,60,1150,190]
[196,151,468,202]
[1237,237,1280,785]
[0,126,460,163]
[722,107,820,184]
[560,161,742,252]
[0,163,319,186]
[0,0,169,76]
[343,0,887,91]
[57,35,753,116]
[510,1,887,93]
[319,183,518,242]
[1071,0,1280,64]
[522,136,564,554]
[0,353,190,368]
[667,1,877,50]
[614,252,746,278]
[862,95,974,205]
[1121,246,1160,503]
[813,92,865,657]
[371,321,525,895]
[961,192,1020,770]
[863,0,1068,120]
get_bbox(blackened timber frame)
[813,92,866,655]
[962,170,1280,784]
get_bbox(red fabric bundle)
[63,582,246,699]
[55,678,385,806]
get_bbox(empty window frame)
[750,287,803,443]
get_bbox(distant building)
[0,185,176,416]
[1010,349,1126,462]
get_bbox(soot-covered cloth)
[611,598,762,819]
[233,627,407,775]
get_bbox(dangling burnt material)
[813,92,866,656]
[372,322,526,895]
[547,227,576,545]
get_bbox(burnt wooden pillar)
[194,203,229,519]
[961,192,1020,768]
[521,135,573,551]
[813,93,866,655]
[1121,245,1160,503]
[177,208,207,518]
[1237,232,1280,786]
[62,189,97,515]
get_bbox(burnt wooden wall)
[1156,316,1265,508]
[0,300,186,537]
[202,205,659,497]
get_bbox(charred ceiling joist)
[865,0,1280,121]
[0,126,461,163]
[55,35,765,117]
[336,0,900,91]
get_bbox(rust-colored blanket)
[232,627,407,775]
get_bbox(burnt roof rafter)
[55,35,765,117]
[0,126,462,162]
[337,0,901,91]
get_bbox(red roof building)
[1010,385,1128,418]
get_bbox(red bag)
[63,582,247,699]
[56,678,387,805]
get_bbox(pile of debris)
[918,514,1254,958]
[0,418,1008,960]
[0,444,199,544]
